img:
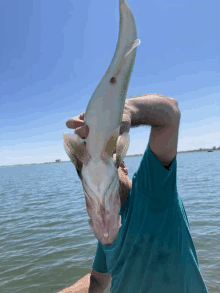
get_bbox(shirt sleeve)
[133,142,178,211]
[92,241,108,273]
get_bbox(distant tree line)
[199,146,220,151]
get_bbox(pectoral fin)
[62,133,91,167]
[115,132,130,168]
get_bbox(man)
[59,94,209,293]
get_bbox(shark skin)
[63,0,140,246]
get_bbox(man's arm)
[125,93,181,165]
[57,270,111,293]
[65,93,181,170]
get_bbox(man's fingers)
[66,111,130,139]
[74,125,89,139]
[78,112,85,120]
[66,118,84,129]
[66,112,85,129]
[119,114,131,134]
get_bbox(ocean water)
[0,151,219,293]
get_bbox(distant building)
[55,159,61,163]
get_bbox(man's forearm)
[57,273,104,293]
[125,93,180,127]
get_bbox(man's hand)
[66,112,89,139]
[65,94,178,139]
[66,106,132,150]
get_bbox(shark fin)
[62,133,91,166]
[101,127,120,164]
[115,132,130,168]
[113,39,141,78]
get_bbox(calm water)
[0,151,220,293]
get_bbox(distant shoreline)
[1,148,219,167]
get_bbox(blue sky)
[1,0,219,166]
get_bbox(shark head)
[81,156,122,246]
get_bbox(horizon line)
[1,148,220,167]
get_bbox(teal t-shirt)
[92,143,209,293]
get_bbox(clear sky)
[1,0,219,166]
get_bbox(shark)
[62,0,140,246]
